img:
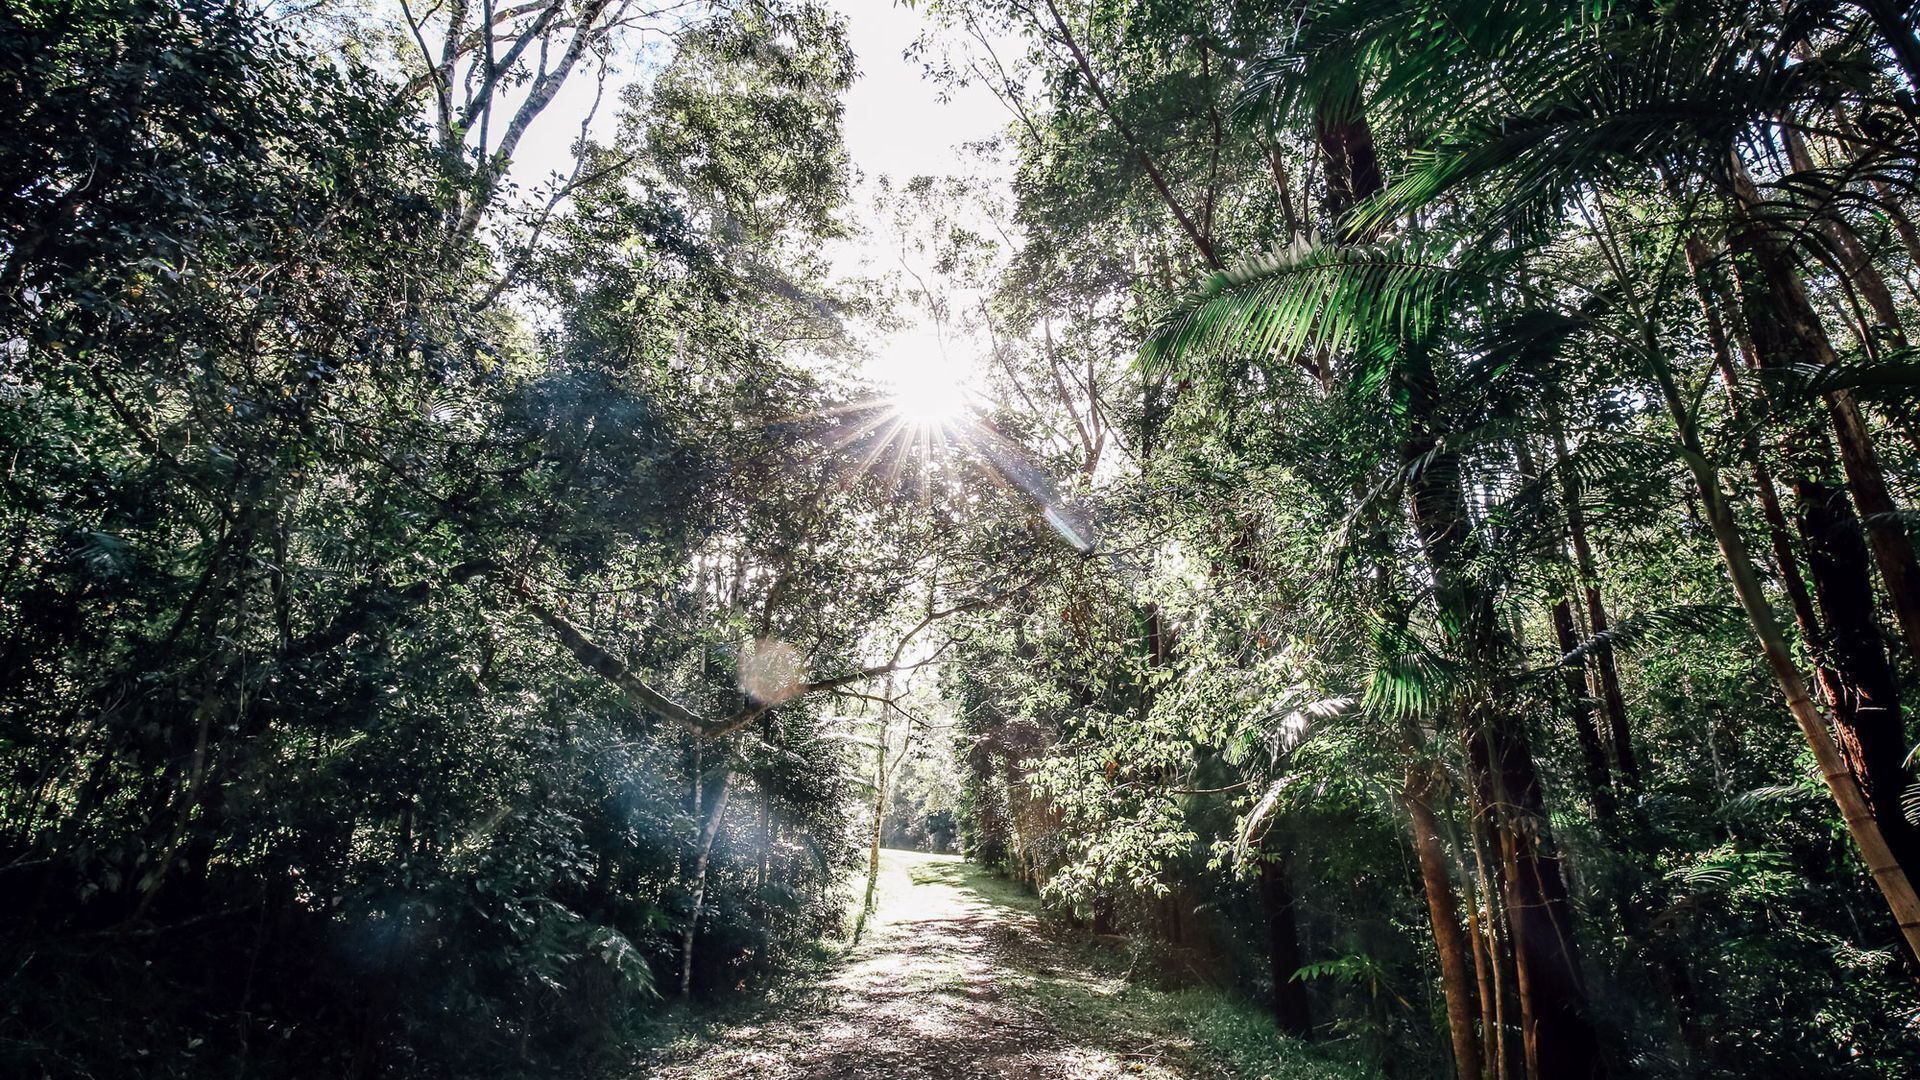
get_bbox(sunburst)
[797,352,979,497]
[782,351,1093,552]
[873,351,974,432]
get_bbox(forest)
[4,0,1920,1077]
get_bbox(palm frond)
[1360,619,1462,722]
[1140,240,1513,377]
[1240,0,1605,133]
[1491,436,1680,539]
[1719,782,1819,819]
[1350,18,1825,239]
[1553,603,1740,669]
[1235,776,1300,861]
[1671,848,1790,890]
[1758,349,1920,400]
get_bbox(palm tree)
[1147,0,1920,998]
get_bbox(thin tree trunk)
[1465,777,1511,1080]
[1034,0,1221,269]
[396,796,414,862]
[1551,599,1618,822]
[1686,239,1826,650]
[855,708,912,943]
[1782,126,1908,347]
[1473,735,1539,1080]
[1466,885,1501,1080]
[1259,841,1314,1039]
[757,796,771,890]
[1406,760,1483,1079]
[679,769,733,999]
[1547,416,1638,787]
[856,726,889,941]
[1470,725,1602,1080]
[131,681,225,924]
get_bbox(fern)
[587,925,657,998]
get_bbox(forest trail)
[649,850,1281,1080]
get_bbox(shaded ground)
[647,850,1361,1080]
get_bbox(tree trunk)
[1320,88,1595,1075]
[855,733,888,942]
[1794,477,1920,884]
[856,709,912,944]
[1470,726,1603,1080]
[1781,127,1908,348]
[1259,841,1314,1039]
[1677,444,1920,958]
[757,796,771,890]
[131,680,227,924]
[1825,384,1920,657]
[1548,417,1638,787]
[1466,883,1502,1080]
[1723,200,1920,891]
[1635,290,1920,954]
[1468,775,1513,1080]
[1405,760,1483,1079]
[1727,168,1920,667]
[1411,439,1602,1079]
[1551,599,1618,822]
[679,769,733,999]
[1313,89,1384,232]
[1686,238,1825,652]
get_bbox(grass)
[998,937,1376,1080]
[638,851,1378,1080]
[904,856,1374,1080]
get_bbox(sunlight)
[804,343,984,504]
[815,339,1101,550]
[876,352,973,431]
[890,371,967,429]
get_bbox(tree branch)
[1032,0,1222,269]
[518,591,712,730]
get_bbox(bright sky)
[827,0,1015,401]
[833,0,1011,183]
[509,1,1012,186]
[501,1,1020,405]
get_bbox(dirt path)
[649,850,1347,1080]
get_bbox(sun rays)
[814,390,974,503]
[783,350,979,498]
[780,359,1094,555]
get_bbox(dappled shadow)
[648,851,1215,1080]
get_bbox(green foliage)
[7,0,1920,1077]
[0,0,903,1074]
[937,0,1920,1076]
